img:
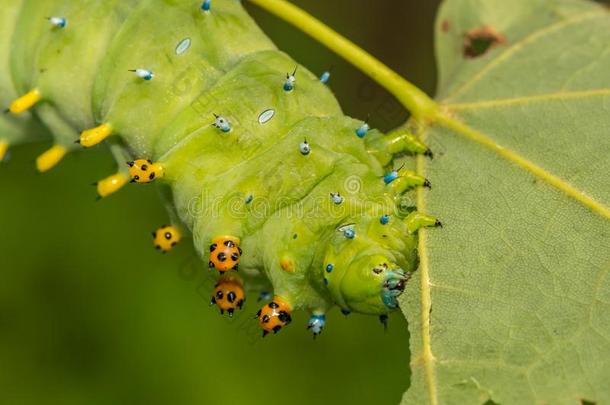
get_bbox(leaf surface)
[401,1,610,404]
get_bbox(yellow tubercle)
[0,141,8,161]
[152,225,182,253]
[36,145,67,173]
[8,89,41,114]
[127,159,165,183]
[96,172,129,198]
[280,255,296,273]
[79,123,112,148]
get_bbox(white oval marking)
[258,109,275,124]
[175,38,191,55]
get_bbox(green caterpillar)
[1,0,441,337]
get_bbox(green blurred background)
[0,1,440,404]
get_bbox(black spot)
[134,175,140,181]
[268,302,279,309]
[147,159,152,164]
[237,299,244,309]
[217,252,226,262]
[141,164,148,171]
[216,291,223,300]
[127,161,134,167]
[164,232,172,240]
[210,297,216,304]
[262,315,270,323]
[232,264,239,271]
[208,261,215,268]
[209,243,217,252]
[224,240,235,248]
[237,247,242,255]
[278,311,289,323]
[256,309,261,317]
[171,241,177,247]
[227,292,236,303]
[151,232,157,238]
[272,325,282,334]
[231,253,239,261]
[155,245,161,250]
[149,172,155,180]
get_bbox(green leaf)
[401,1,610,404]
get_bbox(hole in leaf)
[463,26,506,58]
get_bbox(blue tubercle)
[299,140,311,155]
[48,17,67,28]
[330,192,343,205]
[320,71,331,84]
[383,170,399,184]
[356,122,370,138]
[258,291,272,302]
[245,194,253,204]
[380,214,390,225]
[343,228,355,239]
[307,314,326,336]
[130,69,154,81]
[213,114,231,133]
[283,67,297,92]
[201,0,211,12]
[325,264,334,273]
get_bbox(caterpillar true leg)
[257,296,293,337]
[404,211,442,234]
[366,129,432,165]
[384,167,430,193]
[211,274,246,317]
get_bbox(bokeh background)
[0,1,441,404]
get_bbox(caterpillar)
[2,0,441,337]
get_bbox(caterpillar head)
[334,254,410,315]
[324,217,417,315]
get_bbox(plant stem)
[247,0,439,122]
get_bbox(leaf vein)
[444,87,610,111]
[434,112,610,220]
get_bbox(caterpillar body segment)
[89,0,275,156]
[2,0,441,337]
[0,0,47,155]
